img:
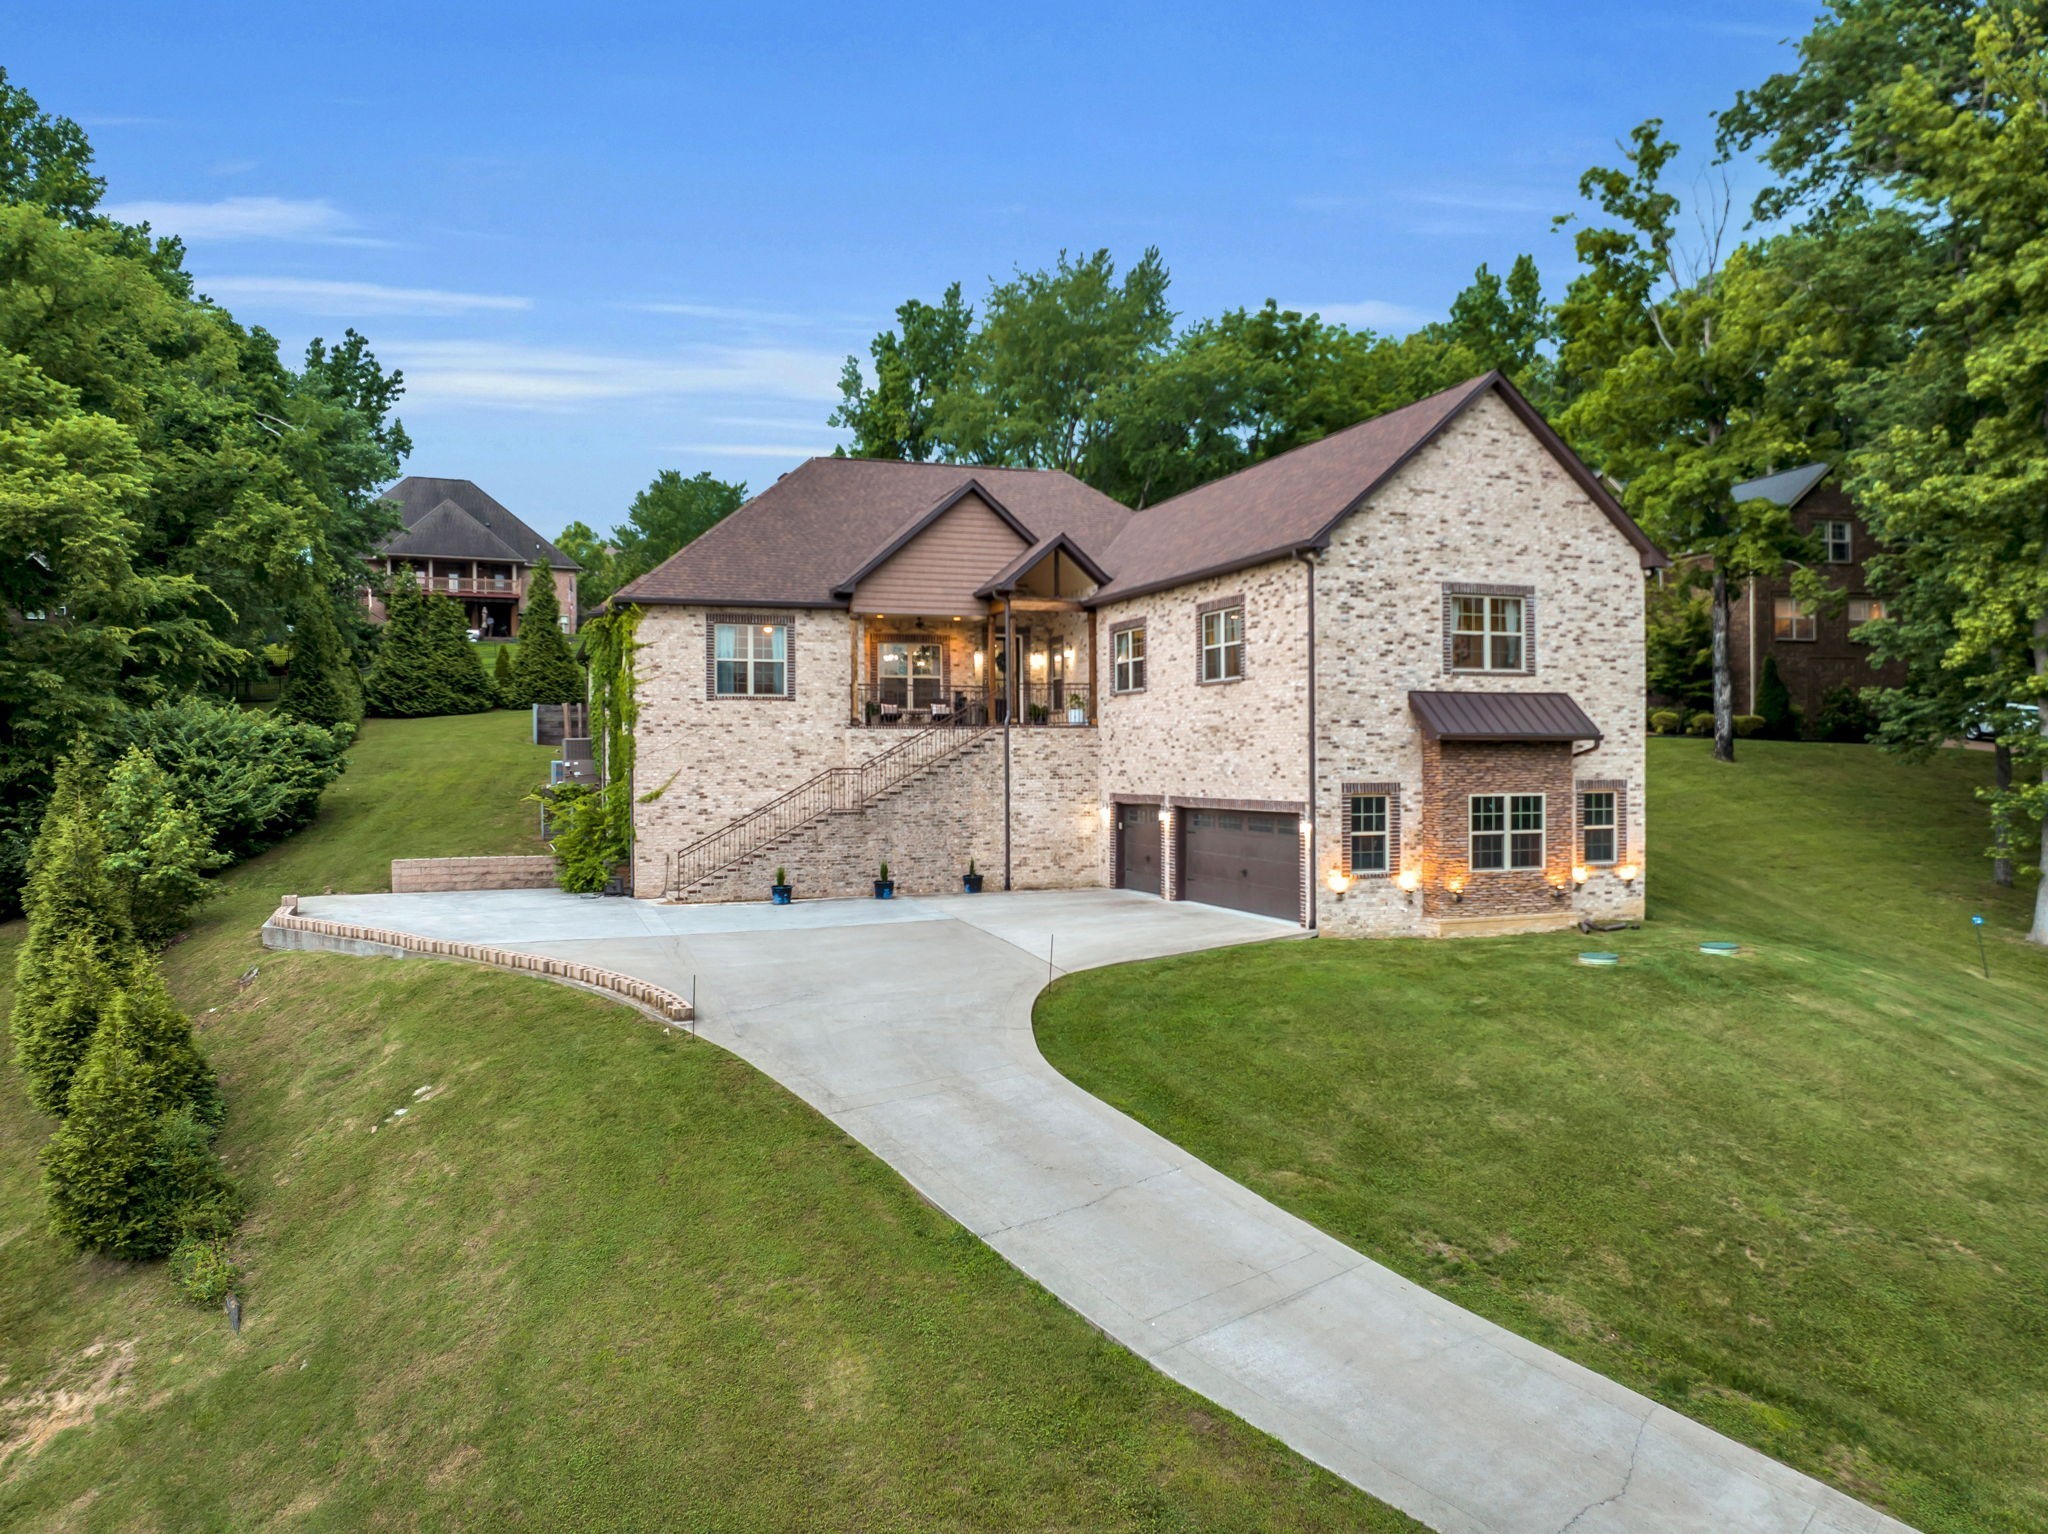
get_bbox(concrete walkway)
[290,887,1912,1534]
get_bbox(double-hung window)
[1772,597,1816,642]
[1347,794,1389,875]
[1471,793,1544,871]
[1820,519,1853,563]
[1580,791,1617,865]
[1846,596,1885,638]
[1200,605,1244,682]
[1452,595,1525,671]
[713,621,787,696]
[1113,624,1147,692]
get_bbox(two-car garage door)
[1179,809,1301,921]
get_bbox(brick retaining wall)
[391,855,560,892]
[265,896,692,1022]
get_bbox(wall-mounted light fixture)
[1297,817,1313,837]
[1446,876,1464,904]
[1063,644,1076,668]
[1396,869,1420,901]
[1098,804,1112,826]
[1549,880,1570,902]
[973,650,985,674]
[1616,863,1640,890]
[1326,867,1351,894]
[1030,650,1047,672]
[1157,807,1170,825]
[1571,865,1589,887]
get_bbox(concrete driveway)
[292,886,1911,1534]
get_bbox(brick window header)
[1197,593,1246,684]
[705,612,797,701]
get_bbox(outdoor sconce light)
[1029,650,1047,672]
[1571,865,1589,887]
[1396,869,1420,901]
[1616,863,1640,889]
[1098,805,1112,826]
[1157,807,1170,825]
[1064,645,1077,667]
[973,650,985,673]
[1326,868,1351,894]
[1298,817,1313,837]
[1549,880,1570,902]
[1446,876,1464,904]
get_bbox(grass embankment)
[1039,740,2048,1534]
[0,714,1404,1531]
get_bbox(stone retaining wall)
[264,896,692,1022]
[391,855,560,892]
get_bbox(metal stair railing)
[665,720,993,896]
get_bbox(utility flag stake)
[1971,914,1990,979]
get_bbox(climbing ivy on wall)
[545,605,640,893]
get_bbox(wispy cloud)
[663,442,838,458]
[99,195,380,244]
[1287,299,1432,333]
[198,276,531,316]
[383,339,844,411]
[1402,188,1556,216]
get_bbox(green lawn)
[1039,740,2048,1534]
[0,715,1405,1531]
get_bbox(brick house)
[1722,463,1908,722]
[365,477,581,637]
[613,373,1665,936]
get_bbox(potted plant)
[771,866,793,905]
[1028,702,1049,725]
[873,859,895,900]
[1065,690,1089,725]
[962,858,983,894]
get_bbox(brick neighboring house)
[365,477,581,638]
[612,373,1666,937]
[1721,464,1908,723]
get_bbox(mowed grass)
[0,714,1407,1531]
[1038,739,2048,1534]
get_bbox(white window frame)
[1772,597,1817,642]
[1470,792,1544,872]
[713,621,788,697]
[1112,625,1147,693]
[1580,790,1617,866]
[1200,606,1244,683]
[1451,594,1525,672]
[1846,596,1885,638]
[1821,519,1853,564]
[1347,794,1389,875]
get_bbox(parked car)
[1962,702,2040,743]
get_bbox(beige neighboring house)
[612,372,1666,936]
[365,477,581,638]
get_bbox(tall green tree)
[362,569,495,718]
[1554,122,1824,762]
[830,283,975,462]
[561,470,747,610]
[1437,255,1557,402]
[0,66,103,224]
[507,574,583,707]
[276,588,366,732]
[101,744,226,944]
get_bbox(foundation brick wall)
[390,855,560,892]
[1096,558,1311,899]
[1313,391,1648,936]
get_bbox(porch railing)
[850,681,1093,727]
[666,716,993,896]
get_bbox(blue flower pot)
[771,885,793,905]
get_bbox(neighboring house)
[613,373,1665,936]
[365,477,581,637]
[1724,464,1907,721]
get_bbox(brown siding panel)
[851,494,1030,617]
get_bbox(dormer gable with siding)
[837,482,1034,618]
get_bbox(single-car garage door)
[1179,809,1300,921]
[1117,803,1162,895]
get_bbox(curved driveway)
[293,886,1911,1534]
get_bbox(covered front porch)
[847,536,1102,728]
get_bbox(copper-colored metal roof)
[1089,372,1665,603]
[1408,690,1604,743]
[612,459,1133,608]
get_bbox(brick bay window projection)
[1112,623,1147,693]
[1470,793,1544,871]
[1199,604,1244,682]
[1452,594,1525,671]
[1580,790,1617,865]
[1347,794,1389,875]
[713,621,788,696]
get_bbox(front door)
[1118,803,1162,896]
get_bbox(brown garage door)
[1118,803,1162,895]
[1180,809,1300,921]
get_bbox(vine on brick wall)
[546,605,641,893]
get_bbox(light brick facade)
[626,389,1649,936]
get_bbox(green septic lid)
[1699,941,1740,955]
[1578,952,1620,966]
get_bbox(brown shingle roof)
[611,459,1134,608]
[381,499,525,564]
[1089,372,1665,603]
[378,476,580,569]
[1408,689,1603,743]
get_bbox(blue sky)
[13,2,1809,539]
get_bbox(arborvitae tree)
[101,746,225,945]
[106,966,221,1129]
[40,1022,172,1258]
[492,643,514,704]
[362,568,495,718]
[1757,655,1800,740]
[10,758,136,1114]
[507,574,583,708]
[153,1106,242,1242]
[12,929,129,1118]
[277,590,365,732]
